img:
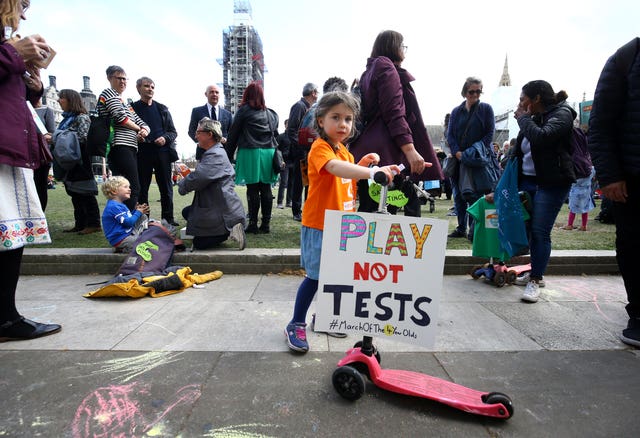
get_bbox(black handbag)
[273,148,285,174]
[442,155,457,178]
[267,110,284,173]
[168,145,179,162]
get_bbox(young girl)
[284,91,402,353]
[563,166,596,231]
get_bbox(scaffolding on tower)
[221,0,265,114]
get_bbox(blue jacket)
[447,101,495,156]
[102,199,143,246]
[588,37,640,186]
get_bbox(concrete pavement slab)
[1,273,639,437]
[2,274,631,354]
[1,350,639,437]
[484,301,628,351]
[438,350,640,437]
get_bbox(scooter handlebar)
[373,164,405,186]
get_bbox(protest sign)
[315,211,448,348]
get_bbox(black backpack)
[87,104,113,157]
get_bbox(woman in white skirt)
[0,0,61,342]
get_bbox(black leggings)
[0,247,23,323]
[108,145,140,211]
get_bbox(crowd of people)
[0,2,636,349]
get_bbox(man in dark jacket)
[188,85,233,161]
[286,82,318,221]
[132,77,179,225]
[588,37,640,347]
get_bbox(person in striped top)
[98,65,149,211]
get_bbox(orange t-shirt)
[302,138,356,230]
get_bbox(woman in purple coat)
[0,0,61,342]
[351,30,442,216]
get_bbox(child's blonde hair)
[101,176,129,198]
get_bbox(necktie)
[211,106,217,120]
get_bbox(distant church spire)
[498,55,511,87]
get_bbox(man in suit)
[188,84,232,160]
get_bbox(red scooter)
[331,169,514,419]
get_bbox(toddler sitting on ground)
[101,176,151,253]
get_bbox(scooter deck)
[375,368,507,418]
[507,263,531,275]
[338,348,511,418]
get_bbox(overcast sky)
[18,0,639,157]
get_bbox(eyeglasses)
[21,1,29,13]
[401,45,408,53]
[468,89,483,95]
[113,76,128,82]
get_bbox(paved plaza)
[1,270,638,437]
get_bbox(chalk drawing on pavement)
[202,423,281,437]
[71,382,201,438]
[76,351,184,383]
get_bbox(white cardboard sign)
[315,210,448,348]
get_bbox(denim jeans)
[520,176,571,279]
[451,177,478,235]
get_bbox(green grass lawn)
[42,181,616,251]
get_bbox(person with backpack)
[55,89,101,234]
[286,82,319,222]
[511,80,576,302]
[588,37,640,347]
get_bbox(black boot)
[259,186,273,233]
[246,221,259,234]
[246,187,260,234]
[259,219,270,233]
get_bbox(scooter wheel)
[494,272,507,288]
[470,265,483,280]
[332,366,366,401]
[506,271,517,284]
[353,341,381,364]
[482,392,514,419]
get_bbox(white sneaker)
[514,272,545,287]
[229,223,246,250]
[522,280,540,303]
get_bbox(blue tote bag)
[494,158,529,258]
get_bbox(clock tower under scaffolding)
[221,0,265,114]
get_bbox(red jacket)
[351,56,443,181]
[0,42,43,169]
